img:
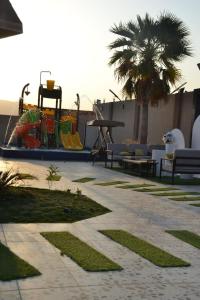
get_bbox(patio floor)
[0,158,200,300]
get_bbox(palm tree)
[108,13,192,143]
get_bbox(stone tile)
[5,232,45,243]
[0,281,18,293]
[0,290,21,300]
[18,268,78,290]
[21,287,87,300]
[7,241,66,270]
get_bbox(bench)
[160,149,200,184]
[122,159,157,177]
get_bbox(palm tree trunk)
[139,101,148,144]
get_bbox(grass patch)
[190,203,200,207]
[41,232,122,272]
[18,173,38,180]
[95,181,128,186]
[136,187,178,193]
[150,192,200,197]
[166,230,200,249]
[0,187,110,223]
[116,184,155,189]
[169,196,200,201]
[0,242,40,281]
[72,177,96,183]
[100,230,190,268]
[46,175,61,181]
[134,187,179,192]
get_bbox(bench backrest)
[106,143,129,154]
[174,149,200,167]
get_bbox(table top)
[122,159,157,164]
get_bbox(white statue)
[163,128,185,154]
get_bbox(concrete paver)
[0,158,200,299]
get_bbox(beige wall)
[148,95,175,145]
[98,91,196,146]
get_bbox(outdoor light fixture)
[0,0,23,38]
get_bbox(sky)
[1,0,200,112]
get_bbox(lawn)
[0,187,110,223]
[0,242,40,281]
[100,230,190,268]
[41,232,122,272]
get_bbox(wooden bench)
[122,159,157,177]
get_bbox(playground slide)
[60,132,83,150]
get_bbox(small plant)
[0,169,21,191]
[165,153,174,160]
[47,164,60,177]
[46,164,61,184]
[76,188,82,197]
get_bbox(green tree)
[108,13,192,143]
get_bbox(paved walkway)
[0,159,200,300]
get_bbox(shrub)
[0,170,21,191]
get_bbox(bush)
[0,170,21,191]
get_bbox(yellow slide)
[60,132,83,150]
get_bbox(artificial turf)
[190,203,200,207]
[150,192,200,197]
[100,230,190,268]
[41,232,122,272]
[0,187,110,223]
[18,173,38,180]
[134,187,179,192]
[72,177,96,183]
[116,184,155,189]
[0,242,40,281]
[169,196,200,201]
[166,230,200,249]
[95,181,129,186]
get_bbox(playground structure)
[15,82,83,150]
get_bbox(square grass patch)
[116,184,155,189]
[169,196,200,201]
[100,230,190,268]
[46,175,61,181]
[0,187,110,223]
[41,232,122,272]
[0,242,40,281]
[150,192,200,197]
[166,230,200,249]
[72,177,96,183]
[134,187,179,192]
[95,181,128,186]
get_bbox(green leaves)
[108,12,192,101]
[0,169,21,191]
